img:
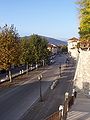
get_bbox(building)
[47,44,58,55]
[68,37,79,58]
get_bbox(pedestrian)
[74,91,77,98]
[65,58,69,67]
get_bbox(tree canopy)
[0,25,50,72]
[78,0,90,42]
[29,34,49,64]
[0,24,20,70]
[20,37,34,65]
[19,34,50,66]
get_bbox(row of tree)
[20,35,50,66]
[0,24,50,81]
[78,0,90,42]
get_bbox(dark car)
[0,69,6,74]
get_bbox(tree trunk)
[36,62,38,70]
[9,70,12,82]
[26,63,29,74]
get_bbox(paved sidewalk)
[67,91,90,120]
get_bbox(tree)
[61,45,68,53]
[0,24,20,82]
[39,37,50,64]
[30,34,49,66]
[20,37,35,73]
[77,0,90,43]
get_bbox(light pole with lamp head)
[38,74,43,102]
[59,62,61,77]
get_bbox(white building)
[47,44,58,55]
[68,37,79,58]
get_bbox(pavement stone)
[67,91,90,120]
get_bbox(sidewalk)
[67,91,90,120]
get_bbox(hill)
[44,36,67,45]
[21,35,67,45]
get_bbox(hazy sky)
[0,0,79,40]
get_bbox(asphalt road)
[0,54,73,120]
[20,54,75,120]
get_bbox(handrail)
[44,111,61,120]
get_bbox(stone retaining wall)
[74,50,90,94]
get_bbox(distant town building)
[47,43,58,55]
[68,37,79,58]
[68,37,78,50]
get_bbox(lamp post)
[59,63,61,77]
[42,59,45,66]
[64,92,69,119]
[38,74,42,102]
[65,92,69,101]
[59,105,64,120]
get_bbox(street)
[0,54,75,120]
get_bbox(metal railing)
[0,66,36,83]
[44,91,77,120]
[45,111,62,120]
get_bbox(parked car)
[0,69,6,74]
[50,59,55,64]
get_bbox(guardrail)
[0,58,56,84]
[0,66,36,83]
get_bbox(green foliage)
[77,42,80,49]
[77,0,90,41]
[0,24,20,70]
[20,37,34,65]
[20,34,49,65]
[61,45,68,52]
[0,25,50,71]
[30,34,49,63]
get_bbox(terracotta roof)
[68,37,79,42]
[48,44,57,48]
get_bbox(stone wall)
[74,50,90,94]
[68,48,78,59]
[72,49,78,59]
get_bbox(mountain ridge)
[43,36,67,45]
[21,35,67,45]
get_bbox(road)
[0,54,74,120]
[20,54,75,120]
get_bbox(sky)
[0,0,79,40]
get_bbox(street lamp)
[65,92,69,101]
[42,59,45,66]
[38,74,43,102]
[59,63,61,77]
[59,105,64,120]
